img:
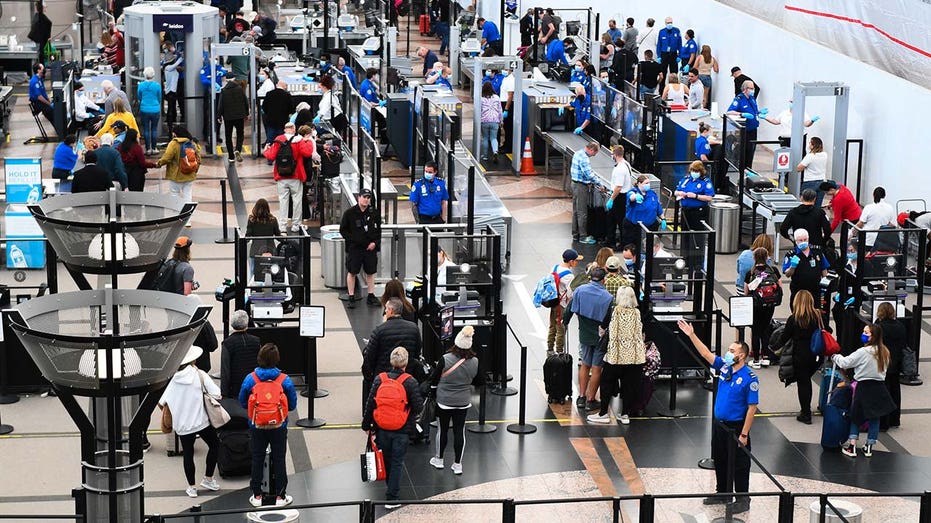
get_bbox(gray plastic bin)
[709,201,740,254]
[321,225,345,288]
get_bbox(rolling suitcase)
[419,14,430,35]
[820,363,848,450]
[544,351,573,404]
[217,428,252,477]
[818,365,843,413]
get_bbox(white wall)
[528,0,930,207]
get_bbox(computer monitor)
[439,305,455,340]
[446,265,473,286]
[650,256,688,279]
[254,255,287,284]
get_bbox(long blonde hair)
[700,45,712,63]
[792,290,819,330]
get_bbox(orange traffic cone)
[519,137,536,176]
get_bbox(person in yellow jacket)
[95,97,139,140]
[156,126,200,207]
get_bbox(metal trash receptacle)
[709,201,740,254]
[809,499,863,522]
[321,225,345,288]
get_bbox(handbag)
[360,432,386,482]
[160,405,173,434]
[810,319,826,355]
[198,371,230,428]
[418,396,437,431]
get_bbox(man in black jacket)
[71,151,114,193]
[220,309,262,398]
[731,66,761,99]
[339,188,381,308]
[218,77,249,162]
[361,298,421,408]
[361,347,422,509]
[779,189,832,250]
[261,82,294,148]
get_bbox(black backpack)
[147,259,179,292]
[748,264,782,307]
[275,138,297,177]
[275,239,302,273]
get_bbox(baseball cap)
[174,236,192,249]
[562,249,583,262]
[605,256,622,270]
[730,66,741,74]
[589,267,607,282]
[246,11,258,20]
[359,188,374,199]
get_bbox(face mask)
[750,90,756,97]
[577,94,585,100]
[485,71,492,78]
[788,102,793,109]
[690,171,700,180]
[797,241,809,250]
[847,252,857,260]
[424,173,435,181]
[502,70,510,77]
[258,74,267,82]
[723,352,736,366]
[861,333,870,345]
[640,184,651,192]
[666,23,673,30]
[574,65,582,71]
[625,258,635,267]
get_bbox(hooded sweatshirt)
[159,365,221,436]
[779,203,831,248]
[238,366,299,429]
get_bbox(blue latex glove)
[660,219,667,230]
[574,127,583,135]
[740,112,754,120]
[502,110,508,118]
[789,255,800,268]
[812,116,821,123]
[760,108,769,117]
[844,297,855,307]
[378,100,387,107]
[681,64,690,74]
[676,58,681,65]
[833,293,840,303]
[635,194,644,204]
[557,107,564,116]
[605,199,614,211]
[313,115,322,124]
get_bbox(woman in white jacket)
[832,323,896,458]
[159,346,223,498]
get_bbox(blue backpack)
[533,267,571,308]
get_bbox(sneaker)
[276,494,293,507]
[727,498,751,514]
[249,495,262,507]
[385,502,402,510]
[347,296,356,309]
[575,396,586,408]
[587,413,611,424]
[451,462,462,475]
[142,439,152,452]
[862,444,874,457]
[703,495,731,505]
[619,414,630,425]
[235,151,243,162]
[585,400,600,412]
[338,293,354,301]
[841,442,857,458]
[796,412,812,425]
[291,224,302,233]
[760,358,771,367]
[367,294,381,306]
[429,456,444,469]
[580,236,597,244]
[748,359,761,369]
[185,486,197,498]
[200,478,220,491]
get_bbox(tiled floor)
[0,16,930,521]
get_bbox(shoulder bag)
[198,370,231,428]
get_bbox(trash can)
[809,499,863,522]
[321,225,345,289]
[709,201,740,254]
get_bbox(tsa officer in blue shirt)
[410,161,449,224]
[679,319,758,515]
[337,56,357,88]
[656,17,682,86]
[727,80,764,170]
[567,85,591,135]
[545,38,568,65]
[477,17,503,55]
[359,68,388,141]
[29,63,54,124]
[622,174,665,248]
[678,29,699,73]
[695,122,725,192]
[675,160,715,265]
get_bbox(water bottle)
[26,185,40,203]
[9,245,27,268]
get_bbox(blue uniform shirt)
[546,39,568,64]
[625,187,663,226]
[656,26,682,55]
[341,65,358,88]
[712,357,759,422]
[360,78,379,104]
[489,73,504,94]
[695,135,712,159]
[29,74,48,102]
[676,176,715,208]
[728,94,760,130]
[571,95,591,128]
[481,20,501,43]
[436,75,452,90]
[410,177,449,217]
[606,27,623,43]
[422,50,439,76]
[679,38,698,63]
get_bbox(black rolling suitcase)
[217,398,252,478]
[544,351,573,404]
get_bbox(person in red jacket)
[263,122,315,232]
[821,181,862,233]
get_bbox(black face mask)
[577,94,585,100]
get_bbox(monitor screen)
[440,305,455,340]
[254,255,287,283]
[623,97,643,148]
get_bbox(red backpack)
[373,372,412,430]
[247,372,289,429]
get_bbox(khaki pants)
[548,306,566,352]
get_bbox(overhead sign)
[773,147,792,173]
[152,14,195,33]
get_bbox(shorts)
[579,343,605,367]
[346,248,378,275]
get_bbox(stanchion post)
[297,337,326,428]
[491,314,516,396]
[657,346,687,417]
[502,499,516,523]
[639,494,655,523]
[215,179,234,244]
[360,499,376,523]
[777,491,794,523]
[466,382,497,433]
[920,491,931,523]
[507,343,536,434]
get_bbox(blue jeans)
[639,84,655,101]
[265,124,284,146]
[849,418,879,445]
[800,180,825,208]
[435,22,450,55]
[140,112,160,149]
[250,426,289,497]
[376,429,409,500]
[480,122,499,158]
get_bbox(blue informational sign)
[4,158,42,204]
[5,205,45,269]
[360,103,372,134]
[152,14,195,33]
